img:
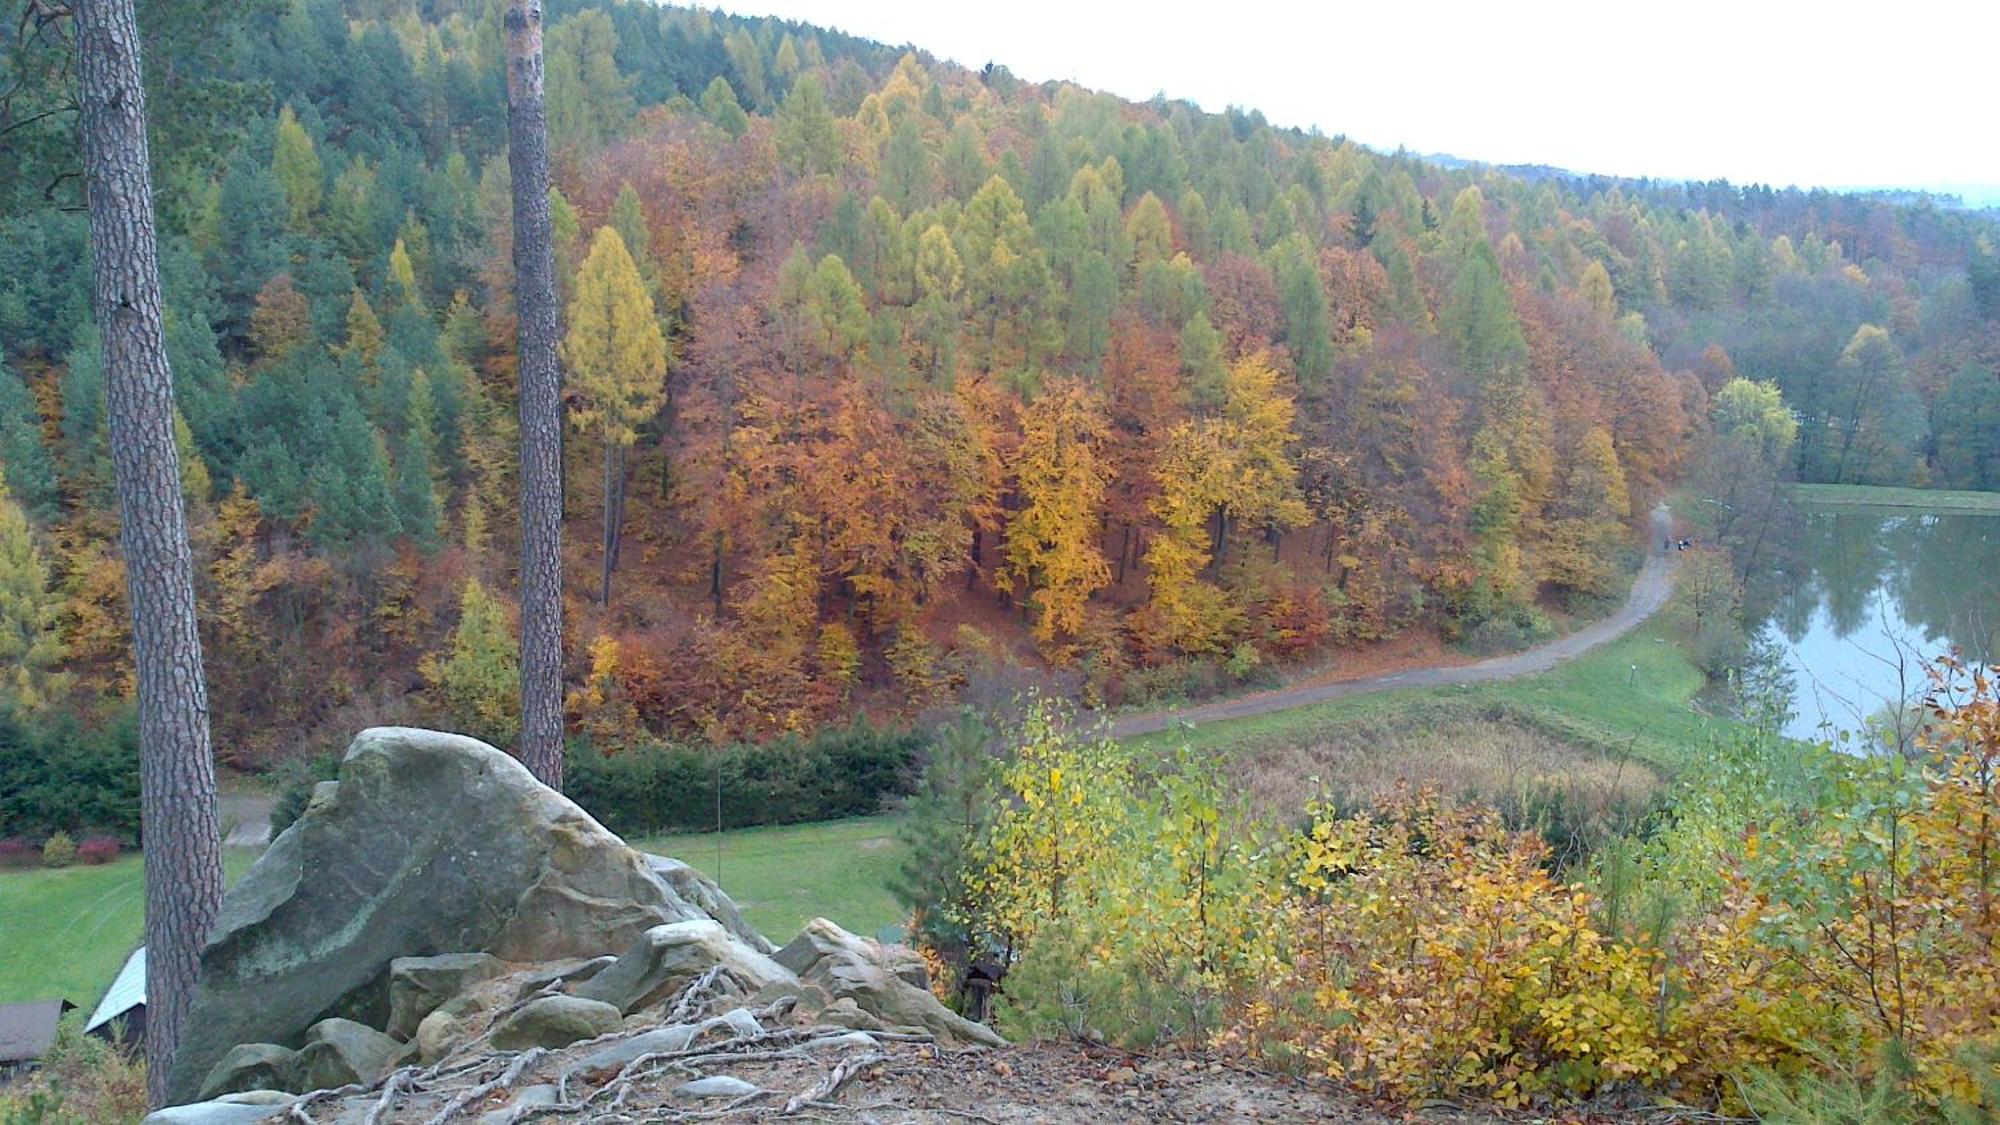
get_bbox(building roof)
[0,999,75,1064]
[85,947,146,1036]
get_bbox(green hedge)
[0,707,142,844]
[566,721,925,837]
[268,721,926,842]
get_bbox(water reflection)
[1756,508,1997,744]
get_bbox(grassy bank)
[0,850,256,1007]
[634,815,908,943]
[1126,620,1725,775]
[1794,482,2000,512]
[0,817,907,1011]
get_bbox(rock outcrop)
[194,1044,297,1102]
[576,919,794,1014]
[776,918,1005,1048]
[293,1018,407,1091]
[168,727,753,1101]
[162,725,1003,1113]
[488,994,623,1050]
[386,953,503,1039]
[641,854,775,954]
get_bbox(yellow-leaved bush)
[954,662,2000,1114]
[958,699,1285,1047]
[1234,792,1679,1105]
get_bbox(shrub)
[958,666,2000,1112]
[890,710,1001,965]
[564,720,924,838]
[1462,604,1557,655]
[41,831,76,868]
[269,753,341,836]
[961,701,1284,1050]
[1240,791,1676,1105]
[0,836,38,868]
[0,706,141,843]
[0,1014,147,1124]
[76,835,120,865]
[1118,652,1278,708]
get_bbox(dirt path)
[1111,505,1680,739]
[218,792,275,848]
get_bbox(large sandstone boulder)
[776,919,1004,1048]
[774,917,931,990]
[142,1095,296,1125]
[293,1018,406,1091]
[641,855,774,954]
[489,995,623,1051]
[576,919,796,1015]
[167,728,742,1102]
[413,1009,466,1065]
[194,1044,298,1101]
[387,953,504,1039]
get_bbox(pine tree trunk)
[507,0,564,790]
[73,0,222,1106]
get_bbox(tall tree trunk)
[610,444,627,572]
[74,0,222,1106]
[710,530,724,614]
[599,439,621,606]
[507,0,565,789]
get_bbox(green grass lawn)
[634,815,907,944]
[0,815,908,1012]
[1128,621,1730,775]
[0,849,256,1008]
[1793,482,2000,512]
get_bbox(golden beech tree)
[1000,379,1112,653]
[1140,352,1309,655]
[1541,425,1630,598]
[567,633,641,749]
[566,224,668,605]
[1214,351,1312,543]
[1101,318,1185,582]
[1143,420,1238,654]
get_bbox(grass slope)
[635,815,908,944]
[0,850,256,1007]
[1794,483,2000,512]
[1128,621,1726,774]
[0,817,909,1012]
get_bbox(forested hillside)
[3,0,1996,760]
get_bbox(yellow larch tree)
[565,224,668,605]
[0,470,68,710]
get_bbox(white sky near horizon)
[711,0,2000,201]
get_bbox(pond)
[1756,503,1999,746]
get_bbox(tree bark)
[599,440,625,606]
[506,0,564,790]
[73,0,222,1106]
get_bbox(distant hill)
[0,0,1996,753]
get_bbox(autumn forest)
[4,0,1998,763]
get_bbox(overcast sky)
[716,0,2000,201]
